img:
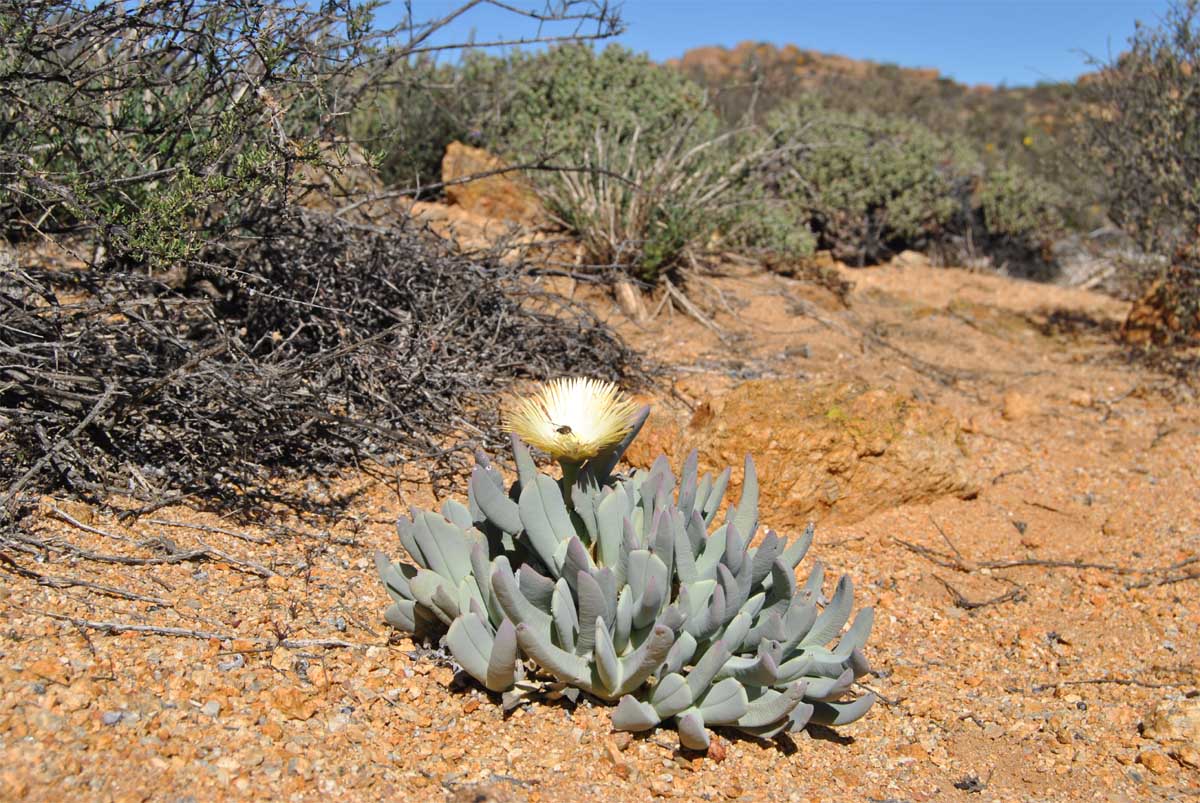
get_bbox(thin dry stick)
[1032,677,1197,693]
[47,504,132,542]
[1,383,114,515]
[933,575,1025,611]
[148,518,270,545]
[35,610,360,649]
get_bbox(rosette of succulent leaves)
[376,408,875,749]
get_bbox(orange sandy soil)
[2,258,1198,802]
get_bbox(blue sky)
[377,1,1173,86]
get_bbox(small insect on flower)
[502,377,641,462]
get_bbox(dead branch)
[933,575,1025,611]
[147,519,270,545]
[34,610,361,649]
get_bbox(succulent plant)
[376,378,875,749]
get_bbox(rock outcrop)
[626,378,978,527]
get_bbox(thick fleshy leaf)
[510,434,537,492]
[835,608,874,655]
[650,673,693,718]
[694,524,727,580]
[515,622,590,686]
[783,597,817,648]
[441,499,475,532]
[383,600,417,632]
[677,711,711,750]
[663,631,697,675]
[698,677,749,725]
[575,570,609,656]
[614,585,634,653]
[519,475,574,575]
[581,404,650,484]
[802,561,826,601]
[396,515,422,567]
[737,682,807,729]
[517,564,555,614]
[593,619,622,695]
[750,531,781,587]
[701,467,731,527]
[685,639,732,698]
[731,455,759,542]
[780,523,815,570]
[471,466,523,534]
[721,611,753,652]
[849,647,872,678]
[571,469,601,544]
[632,573,664,630]
[802,575,853,647]
[595,488,627,569]
[809,694,876,726]
[616,624,676,696]
[445,612,494,689]
[486,619,519,691]
[560,536,593,594]
[491,557,551,636]
[375,552,412,599]
[673,514,698,584]
[803,668,854,701]
[722,521,745,575]
[551,578,578,650]
[677,449,699,520]
[414,511,471,585]
[613,695,661,732]
[776,654,814,684]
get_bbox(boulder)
[625,378,978,527]
[441,142,542,224]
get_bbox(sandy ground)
[2,258,1198,802]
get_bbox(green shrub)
[483,44,713,163]
[1080,0,1200,344]
[467,44,762,281]
[345,59,473,194]
[976,164,1063,242]
[0,1,367,264]
[764,103,957,264]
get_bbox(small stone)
[706,737,727,763]
[648,778,673,797]
[613,731,633,751]
[1175,746,1200,768]
[267,575,288,590]
[1138,750,1173,775]
[1067,389,1093,407]
[604,738,630,779]
[101,711,124,726]
[463,698,479,714]
[201,700,221,717]
[1002,391,1038,421]
[1143,699,1200,750]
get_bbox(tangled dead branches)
[1,208,644,519]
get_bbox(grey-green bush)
[764,102,958,264]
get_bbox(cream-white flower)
[502,377,641,462]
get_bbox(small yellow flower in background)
[1022,135,1034,147]
[502,377,640,462]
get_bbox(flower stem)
[558,459,581,510]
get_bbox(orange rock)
[442,142,543,224]
[1002,391,1038,421]
[27,657,71,686]
[270,687,319,721]
[625,378,976,527]
[1137,749,1174,775]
